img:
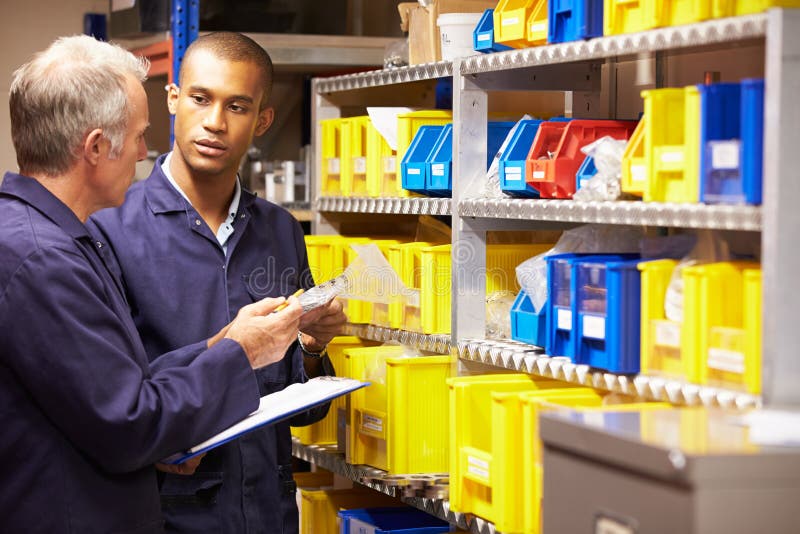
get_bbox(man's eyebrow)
[186,85,255,104]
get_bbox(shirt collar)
[0,171,91,240]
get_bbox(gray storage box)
[540,407,800,534]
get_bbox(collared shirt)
[89,154,326,534]
[161,152,241,253]
[0,171,260,534]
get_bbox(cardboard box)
[399,0,495,65]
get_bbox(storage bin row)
[472,0,800,53]
[510,254,762,393]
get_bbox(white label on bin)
[467,456,490,479]
[711,140,740,170]
[530,22,547,33]
[660,151,684,164]
[655,321,681,348]
[631,164,646,183]
[579,178,590,189]
[582,411,606,429]
[327,158,340,174]
[533,170,545,179]
[477,34,491,42]
[505,166,522,181]
[583,315,606,340]
[407,168,421,175]
[432,163,445,176]
[384,156,397,174]
[502,16,519,26]
[353,157,366,174]
[708,348,745,374]
[361,414,383,433]
[557,308,572,331]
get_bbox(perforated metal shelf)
[461,13,766,74]
[316,196,452,216]
[458,339,761,410]
[291,439,497,534]
[316,61,453,93]
[343,323,452,355]
[459,198,761,231]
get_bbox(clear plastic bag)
[573,136,628,202]
[475,114,534,199]
[486,290,516,340]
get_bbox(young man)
[90,32,346,532]
[0,35,306,533]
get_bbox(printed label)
[530,22,547,34]
[631,164,646,183]
[654,321,680,348]
[660,151,684,164]
[353,157,366,174]
[504,166,523,181]
[583,315,606,340]
[407,168,421,175]
[477,34,491,42]
[384,156,397,173]
[533,170,545,179]
[711,140,740,170]
[361,414,383,433]
[502,16,519,26]
[467,456,490,479]
[432,163,445,176]
[327,158,340,174]
[557,308,572,331]
[708,348,745,374]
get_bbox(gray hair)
[9,35,149,176]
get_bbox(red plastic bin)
[526,119,638,199]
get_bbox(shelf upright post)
[311,78,341,235]
[762,8,800,407]
[451,58,488,346]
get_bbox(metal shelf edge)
[316,61,453,92]
[343,323,452,355]
[316,196,453,216]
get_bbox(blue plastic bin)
[545,253,583,358]
[499,119,544,197]
[575,154,597,191]
[511,290,548,347]
[547,0,603,44]
[401,125,445,194]
[474,9,513,53]
[574,257,643,374]
[699,79,764,205]
[338,507,451,534]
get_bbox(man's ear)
[255,107,274,137]
[166,83,179,116]
[83,128,105,166]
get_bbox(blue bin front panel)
[474,8,513,53]
[426,124,453,196]
[576,154,597,191]
[487,121,516,168]
[511,290,548,347]
[740,78,764,205]
[548,0,603,44]
[339,507,451,533]
[402,125,444,194]
[546,255,578,358]
[499,119,544,197]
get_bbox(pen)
[273,288,304,313]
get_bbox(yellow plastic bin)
[642,86,701,203]
[621,114,647,197]
[320,118,343,196]
[604,0,657,35]
[346,346,451,474]
[291,336,378,445]
[299,487,401,534]
[386,242,434,331]
[684,262,762,393]
[342,238,404,325]
[494,0,548,47]
[716,0,800,16]
[395,111,453,197]
[658,0,714,27]
[365,118,394,198]
[305,235,347,285]
[342,116,371,197]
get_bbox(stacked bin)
[386,242,435,332]
[511,290,548,347]
[299,487,401,534]
[401,125,446,194]
[395,111,452,197]
[342,238,405,324]
[345,346,451,474]
[575,154,597,191]
[474,9,513,52]
[698,79,764,205]
[338,507,451,534]
[494,0,549,47]
[500,119,544,197]
[366,117,397,198]
[526,119,637,199]
[620,117,647,197]
[342,116,370,197]
[641,86,701,203]
[547,0,604,43]
[320,118,343,195]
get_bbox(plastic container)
[341,116,371,197]
[575,154,597,191]
[545,253,582,358]
[426,124,454,196]
[320,118,343,195]
[660,0,713,26]
[511,290,548,347]
[699,79,764,205]
[547,0,604,44]
[338,507,451,534]
[396,111,452,197]
[474,9,514,53]
[574,257,643,373]
[620,116,647,197]
[437,12,483,61]
[642,85,701,203]
[300,487,401,534]
[346,346,451,474]
[386,242,435,332]
[526,119,637,199]
[499,119,544,197]
[401,125,446,194]
[367,120,398,198]
[716,0,800,16]
[291,335,379,445]
[604,0,655,35]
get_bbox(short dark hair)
[180,32,274,109]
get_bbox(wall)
[0,0,108,177]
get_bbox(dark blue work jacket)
[90,155,326,534]
[0,172,260,533]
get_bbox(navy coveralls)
[90,155,327,534]
[0,172,260,533]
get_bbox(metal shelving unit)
[316,196,452,216]
[342,323,452,355]
[316,61,453,93]
[458,339,761,409]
